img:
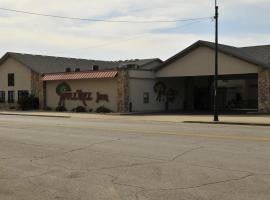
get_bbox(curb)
[183,121,270,127]
[0,113,70,118]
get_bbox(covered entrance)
[183,74,258,112]
[155,41,261,113]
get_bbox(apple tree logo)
[56,82,71,96]
[153,81,167,102]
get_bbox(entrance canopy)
[42,70,118,81]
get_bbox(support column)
[258,68,270,112]
[117,69,129,113]
[31,71,44,109]
[184,77,194,110]
[43,81,47,109]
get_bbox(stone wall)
[31,71,44,109]
[258,68,270,112]
[117,69,129,113]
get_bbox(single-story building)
[0,52,163,112]
[0,40,269,113]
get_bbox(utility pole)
[213,0,219,121]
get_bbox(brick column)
[258,68,270,112]
[31,71,44,109]
[117,69,129,113]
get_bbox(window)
[0,91,5,103]
[18,90,29,101]
[92,65,99,71]
[75,68,80,72]
[8,91,14,103]
[8,73,15,86]
[143,92,149,104]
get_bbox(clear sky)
[0,0,269,61]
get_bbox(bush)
[89,108,93,112]
[44,106,52,111]
[96,106,111,113]
[18,95,39,110]
[55,105,67,112]
[9,106,17,110]
[72,106,87,113]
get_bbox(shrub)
[9,106,17,110]
[55,105,67,112]
[96,106,111,113]
[44,106,52,111]
[72,106,87,113]
[18,95,39,110]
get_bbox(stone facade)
[117,69,129,112]
[31,71,44,109]
[258,68,270,112]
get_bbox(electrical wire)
[0,7,212,23]
[53,19,211,55]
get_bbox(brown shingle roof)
[0,52,162,73]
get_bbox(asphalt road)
[0,115,269,200]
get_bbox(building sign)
[153,81,178,103]
[56,82,109,106]
[96,92,109,103]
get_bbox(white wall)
[157,46,259,77]
[129,70,185,112]
[129,78,164,112]
[0,57,31,106]
[129,70,156,79]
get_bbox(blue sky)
[0,0,269,60]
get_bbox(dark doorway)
[194,87,211,110]
[184,74,258,112]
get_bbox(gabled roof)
[240,45,270,66]
[156,40,270,71]
[0,52,162,73]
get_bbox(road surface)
[0,115,269,200]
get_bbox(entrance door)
[194,87,211,110]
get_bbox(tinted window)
[65,68,71,72]
[93,65,99,71]
[0,91,5,103]
[18,90,29,101]
[8,73,15,86]
[143,92,149,104]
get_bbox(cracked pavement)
[0,115,269,200]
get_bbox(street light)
[213,0,219,121]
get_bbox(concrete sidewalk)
[0,110,270,126]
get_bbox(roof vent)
[92,65,99,71]
[65,67,71,72]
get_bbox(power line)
[0,7,212,23]
[54,19,210,54]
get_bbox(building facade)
[0,40,269,113]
